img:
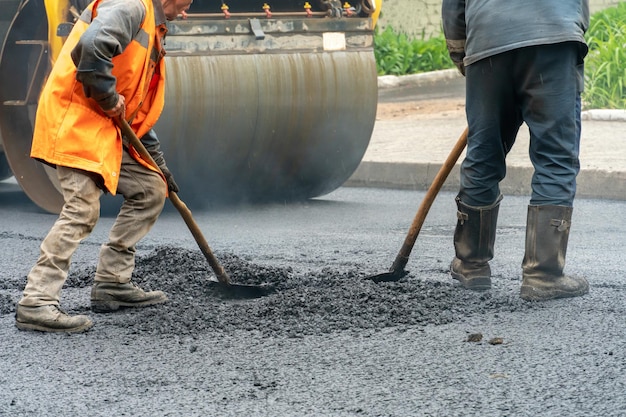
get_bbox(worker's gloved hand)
[446,42,466,77]
[103,94,126,118]
[454,61,465,76]
[449,52,465,77]
[141,129,178,193]
[161,167,179,193]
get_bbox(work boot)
[15,304,93,333]
[450,195,501,290]
[520,205,589,301]
[91,281,167,312]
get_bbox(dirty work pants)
[459,42,584,207]
[19,150,166,307]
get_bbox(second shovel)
[367,126,468,283]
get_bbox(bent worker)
[15,0,193,333]
[442,0,590,300]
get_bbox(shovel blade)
[208,278,275,299]
[366,269,409,283]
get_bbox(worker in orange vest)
[15,0,193,333]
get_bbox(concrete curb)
[345,162,626,201]
[377,70,626,122]
[581,109,626,122]
[378,69,462,89]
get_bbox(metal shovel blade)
[367,127,468,284]
[366,269,409,283]
[207,278,276,299]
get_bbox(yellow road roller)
[0,0,382,213]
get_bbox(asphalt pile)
[3,246,539,336]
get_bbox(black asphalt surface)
[1,179,625,416]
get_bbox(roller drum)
[158,51,377,204]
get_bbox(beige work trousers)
[19,150,166,306]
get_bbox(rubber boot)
[15,305,93,333]
[520,205,589,301]
[91,281,167,313]
[450,195,501,290]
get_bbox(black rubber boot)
[91,281,167,313]
[520,205,589,301]
[450,195,501,290]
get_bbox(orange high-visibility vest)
[31,0,167,194]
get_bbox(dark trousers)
[460,42,584,207]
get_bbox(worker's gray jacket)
[442,0,590,67]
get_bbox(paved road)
[1,180,625,416]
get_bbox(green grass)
[583,2,626,109]
[373,26,454,75]
[374,4,626,109]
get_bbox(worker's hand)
[161,167,179,193]
[446,45,466,77]
[103,94,126,118]
[454,61,466,77]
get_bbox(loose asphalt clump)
[97,246,538,336]
[0,246,540,336]
[0,294,17,315]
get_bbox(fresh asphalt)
[1,182,625,416]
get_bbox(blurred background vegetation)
[374,3,626,109]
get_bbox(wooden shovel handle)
[389,127,468,274]
[116,117,231,284]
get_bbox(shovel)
[367,127,468,283]
[116,117,274,298]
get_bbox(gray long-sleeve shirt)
[442,0,589,67]
[71,0,146,111]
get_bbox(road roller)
[0,0,382,213]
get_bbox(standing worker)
[15,0,193,333]
[442,0,590,300]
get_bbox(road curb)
[378,71,626,122]
[378,69,461,90]
[345,162,626,201]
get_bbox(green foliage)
[583,2,626,109]
[374,4,626,109]
[373,26,454,76]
